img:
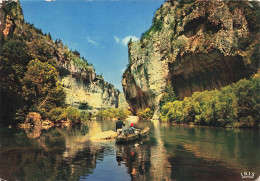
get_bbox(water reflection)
[0,121,259,181]
[116,138,152,180]
[150,120,172,180]
[0,125,106,181]
[161,125,260,180]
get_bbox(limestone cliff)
[58,59,119,109]
[1,0,119,111]
[122,0,259,117]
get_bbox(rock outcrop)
[55,49,120,109]
[122,0,259,117]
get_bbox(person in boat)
[116,120,125,136]
[129,123,138,134]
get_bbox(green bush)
[48,107,67,122]
[137,108,154,120]
[80,111,92,122]
[65,107,81,123]
[48,107,90,124]
[95,108,131,120]
[160,83,177,109]
[79,102,92,110]
[159,76,260,128]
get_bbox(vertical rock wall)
[123,0,259,117]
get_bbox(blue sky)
[20,0,165,91]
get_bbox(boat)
[115,127,150,143]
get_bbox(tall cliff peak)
[123,0,259,117]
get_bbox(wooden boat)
[115,127,150,143]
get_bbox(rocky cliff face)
[57,59,119,109]
[122,0,259,117]
[1,0,119,110]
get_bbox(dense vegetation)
[0,36,66,124]
[48,107,92,124]
[160,76,260,128]
[137,108,154,120]
[95,108,131,120]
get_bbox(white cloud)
[113,36,120,43]
[114,35,139,46]
[122,36,139,46]
[86,36,98,46]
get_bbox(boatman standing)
[116,120,125,136]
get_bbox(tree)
[22,59,66,113]
[0,39,32,123]
[160,82,177,109]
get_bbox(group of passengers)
[116,121,138,136]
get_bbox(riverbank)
[159,76,260,128]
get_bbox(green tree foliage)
[160,82,177,109]
[95,108,131,120]
[160,76,260,128]
[0,38,65,124]
[28,40,53,62]
[0,39,32,123]
[48,107,68,122]
[137,108,154,120]
[22,59,66,113]
[0,39,31,91]
[48,106,91,124]
[78,102,92,110]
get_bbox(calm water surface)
[0,120,259,181]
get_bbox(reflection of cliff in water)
[150,120,172,180]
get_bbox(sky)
[20,0,165,91]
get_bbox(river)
[0,120,259,181]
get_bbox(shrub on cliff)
[141,16,164,40]
[160,76,260,128]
